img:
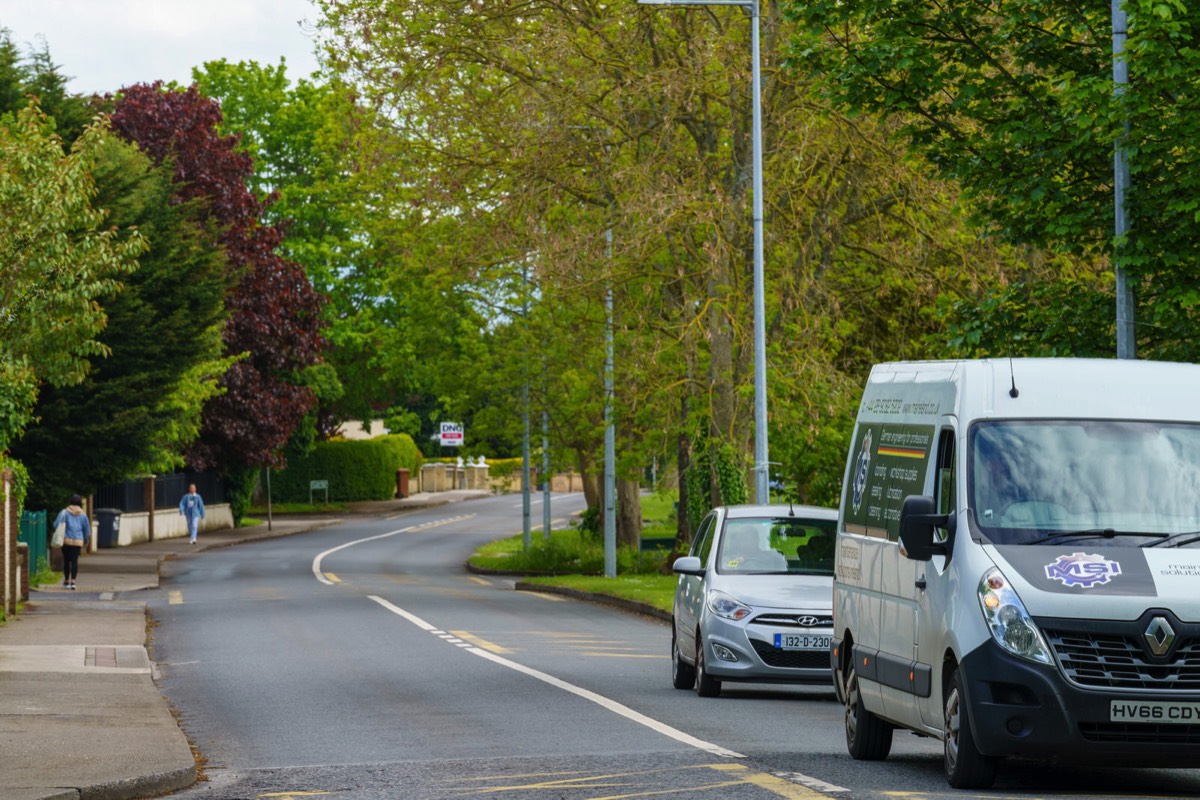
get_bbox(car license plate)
[773,633,831,651]
[1110,700,1200,724]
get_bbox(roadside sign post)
[440,422,464,448]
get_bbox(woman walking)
[54,494,90,590]
[179,483,205,544]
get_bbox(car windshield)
[970,420,1200,545]
[717,517,835,574]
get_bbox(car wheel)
[671,625,695,690]
[844,660,892,760]
[694,633,721,697]
[944,666,997,789]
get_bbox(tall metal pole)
[1113,0,1135,359]
[522,266,532,550]
[638,0,769,500]
[749,0,768,500]
[604,228,617,578]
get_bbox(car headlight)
[978,567,1052,665]
[707,591,753,621]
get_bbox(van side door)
[917,421,957,729]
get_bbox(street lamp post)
[638,0,770,502]
[1112,0,1135,359]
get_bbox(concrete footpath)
[0,490,490,800]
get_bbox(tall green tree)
[190,60,387,435]
[785,0,1197,358]
[317,0,1016,535]
[0,103,145,455]
[110,83,327,477]
[13,137,232,508]
[0,30,92,142]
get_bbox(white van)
[833,358,1200,788]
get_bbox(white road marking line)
[367,595,744,759]
[774,772,849,793]
[510,492,584,509]
[168,591,184,605]
[311,515,475,586]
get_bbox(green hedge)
[271,435,423,502]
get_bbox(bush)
[271,434,423,502]
[472,527,669,576]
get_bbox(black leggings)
[61,544,81,581]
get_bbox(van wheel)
[944,667,997,789]
[695,634,722,697]
[844,662,892,760]
[671,625,695,689]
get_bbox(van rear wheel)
[944,667,997,789]
[844,662,892,760]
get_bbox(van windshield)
[970,420,1200,545]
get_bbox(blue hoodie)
[54,505,90,547]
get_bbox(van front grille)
[1044,628,1200,691]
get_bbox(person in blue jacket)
[53,494,90,590]
[179,483,205,544]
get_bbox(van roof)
[866,358,1200,422]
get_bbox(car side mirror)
[672,556,704,575]
[898,495,952,561]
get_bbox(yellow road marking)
[323,573,341,583]
[168,591,183,605]
[708,764,830,799]
[450,630,513,654]
[467,576,490,586]
[524,591,568,602]
[441,764,832,798]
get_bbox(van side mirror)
[898,495,951,561]
[672,556,704,576]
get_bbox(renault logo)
[1145,617,1176,657]
[796,616,822,627]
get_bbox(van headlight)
[707,591,753,621]
[978,568,1052,665]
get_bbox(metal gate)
[18,510,48,578]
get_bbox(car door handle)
[915,576,927,590]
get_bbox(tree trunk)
[579,452,600,529]
[676,416,692,549]
[616,477,641,549]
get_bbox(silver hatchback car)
[671,504,836,696]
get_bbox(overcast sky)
[0,0,323,95]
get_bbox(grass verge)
[468,491,681,614]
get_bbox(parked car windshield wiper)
[1027,529,1168,545]
[1143,531,1200,548]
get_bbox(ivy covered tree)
[110,83,327,489]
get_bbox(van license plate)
[774,633,831,651]
[1110,700,1200,724]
